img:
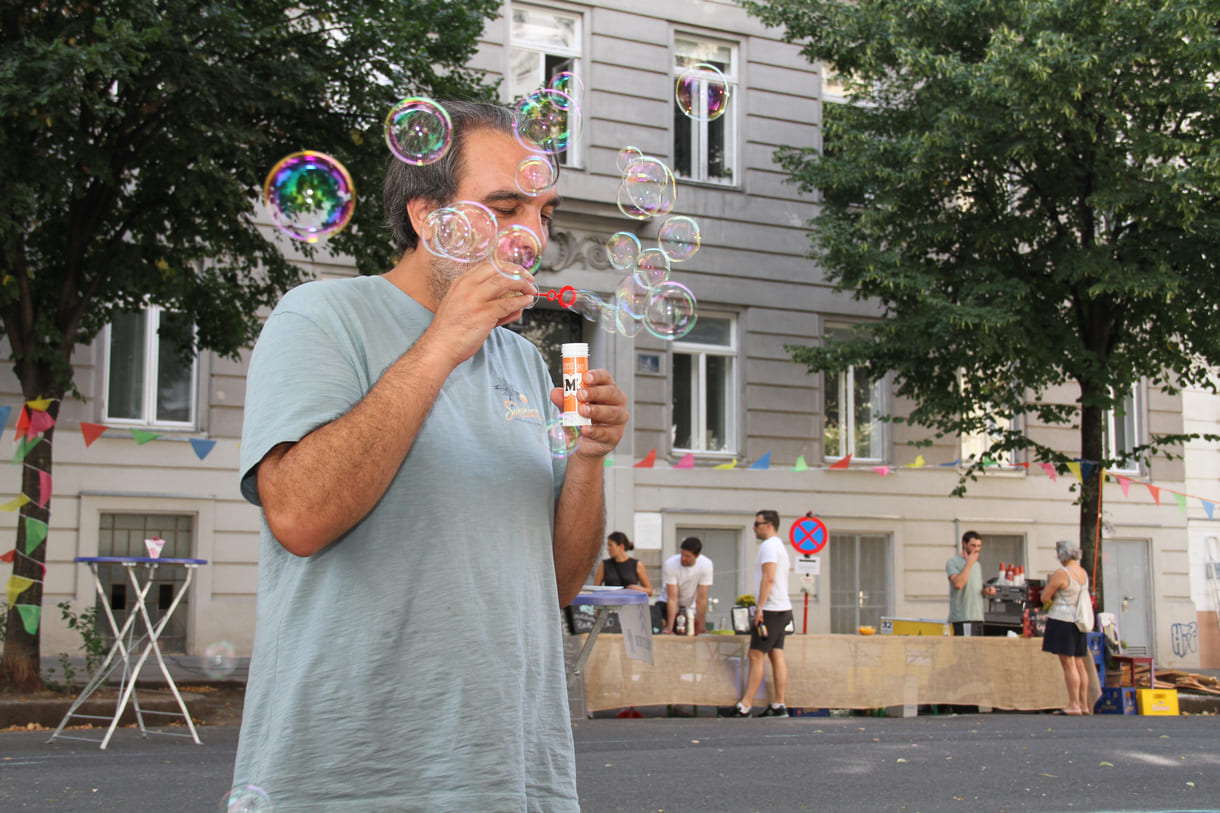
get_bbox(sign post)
[789,515,829,634]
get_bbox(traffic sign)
[789,516,828,556]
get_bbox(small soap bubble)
[643,281,698,340]
[616,146,645,174]
[220,784,273,813]
[491,224,542,279]
[606,232,642,270]
[384,97,452,165]
[569,289,606,323]
[263,152,355,243]
[658,216,701,262]
[621,157,676,218]
[516,153,558,196]
[203,641,237,679]
[615,273,650,320]
[549,71,584,100]
[420,206,473,259]
[676,63,731,122]
[543,417,580,458]
[616,183,651,221]
[633,248,671,289]
[514,89,580,155]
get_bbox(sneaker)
[718,704,754,718]
[758,705,789,718]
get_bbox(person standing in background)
[658,537,713,634]
[946,530,996,635]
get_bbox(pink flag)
[1039,462,1057,481]
[37,470,50,507]
[1116,476,1131,497]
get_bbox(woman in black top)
[594,531,652,595]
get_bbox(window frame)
[1104,385,1143,474]
[102,305,198,429]
[822,326,885,464]
[670,312,738,457]
[508,2,584,169]
[671,33,739,186]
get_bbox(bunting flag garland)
[674,452,695,469]
[5,574,36,606]
[603,457,614,468]
[1065,461,1083,483]
[189,438,216,460]
[872,466,892,476]
[714,459,736,469]
[0,494,30,512]
[28,409,54,436]
[1205,501,1216,521]
[37,470,51,507]
[829,454,853,470]
[1039,462,1057,481]
[1117,476,1131,497]
[1147,484,1161,505]
[632,448,656,468]
[0,549,13,562]
[15,604,40,635]
[14,406,29,439]
[26,398,53,412]
[80,422,107,446]
[0,405,10,441]
[906,455,926,468]
[23,516,47,554]
[131,429,161,445]
[1173,492,1188,514]
[749,452,771,470]
[13,435,39,465]
[792,455,809,471]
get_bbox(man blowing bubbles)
[233,101,628,811]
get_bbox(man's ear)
[405,197,436,244]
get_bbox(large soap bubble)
[514,89,580,155]
[385,97,453,165]
[643,281,698,340]
[263,151,355,244]
[675,63,731,122]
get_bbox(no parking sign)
[789,515,828,556]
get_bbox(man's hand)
[549,368,628,458]
[965,549,980,565]
[418,263,539,370]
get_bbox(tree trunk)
[0,398,58,692]
[1078,401,1105,613]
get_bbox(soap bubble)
[643,281,698,340]
[569,289,606,323]
[621,156,676,217]
[491,224,542,279]
[263,151,355,243]
[220,784,273,813]
[549,71,584,100]
[516,153,558,196]
[543,417,579,458]
[599,306,620,335]
[446,201,498,260]
[202,641,237,679]
[615,274,650,319]
[384,97,452,165]
[616,146,644,173]
[676,63,731,122]
[658,216,701,262]
[633,248,671,289]
[514,89,580,155]
[615,307,644,337]
[616,183,652,220]
[420,202,498,261]
[606,232,642,270]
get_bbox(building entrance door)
[1102,539,1152,656]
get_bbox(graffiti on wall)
[1170,621,1199,659]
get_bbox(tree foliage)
[0,0,500,689]
[744,0,1220,604]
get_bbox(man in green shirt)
[946,530,996,635]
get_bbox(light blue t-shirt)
[234,276,577,812]
[946,554,984,623]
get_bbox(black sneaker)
[758,705,789,718]
[718,704,754,718]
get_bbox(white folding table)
[49,555,207,749]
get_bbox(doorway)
[830,533,892,634]
[1101,539,1153,656]
[675,526,741,632]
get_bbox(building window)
[823,327,884,462]
[830,533,891,634]
[673,36,737,184]
[1104,386,1141,473]
[94,513,195,653]
[104,306,197,427]
[510,3,582,167]
[672,314,736,454]
[979,533,1025,583]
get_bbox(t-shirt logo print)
[495,379,542,423]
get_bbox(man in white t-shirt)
[723,510,792,718]
[658,537,714,634]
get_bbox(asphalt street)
[1,713,1217,812]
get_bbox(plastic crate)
[1137,688,1179,716]
[789,707,830,717]
[1086,631,1104,657]
[1095,687,1137,715]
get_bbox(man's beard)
[426,253,470,304]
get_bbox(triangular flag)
[906,455,925,468]
[603,457,613,468]
[24,516,47,554]
[1039,462,1057,481]
[1079,461,1096,482]
[1204,500,1216,521]
[714,460,737,469]
[131,429,161,445]
[15,604,41,635]
[28,409,54,436]
[0,494,31,512]
[26,397,53,412]
[189,438,216,460]
[938,458,961,467]
[872,466,892,477]
[12,435,40,464]
[674,452,695,469]
[14,406,29,440]
[37,470,51,507]
[1065,461,1083,483]
[749,452,772,470]
[6,574,35,605]
[981,458,999,468]
[144,536,166,558]
[1117,476,1131,497]
[1146,484,1161,505]
[792,455,809,472]
[829,454,852,470]
[0,404,10,441]
[1172,492,1187,514]
[633,449,656,468]
[0,549,13,563]
[81,422,107,446]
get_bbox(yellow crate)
[1136,688,1179,716]
[880,617,953,636]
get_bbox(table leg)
[568,607,611,691]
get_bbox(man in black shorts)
[721,510,793,718]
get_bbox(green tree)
[744,0,1220,608]
[0,0,499,691]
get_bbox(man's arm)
[257,267,537,557]
[550,368,628,607]
[665,583,679,632]
[947,556,973,590]
[694,584,710,634]
[756,561,777,612]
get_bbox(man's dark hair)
[962,530,982,549]
[680,537,702,556]
[756,510,780,530]
[383,100,516,256]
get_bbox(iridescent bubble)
[549,71,584,100]
[491,224,542,279]
[675,63,731,122]
[446,201,498,261]
[220,784,273,813]
[606,232,642,270]
[598,304,620,335]
[622,157,676,217]
[514,89,580,155]
[543,416,580,458]
[202,641,237,680]
[616,146,644,174]
[643,281,698,340]
[616,183,651,221]
[615,307,644,337]
[515,153,558,197]
[633,247,671,289]
[615,273,650,320]
[658,216,701,262]
[569,290,606,323]
[384,97,453,165]
[263,152,355,244]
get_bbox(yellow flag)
[6,574,35,606]
[0,494,31,512]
